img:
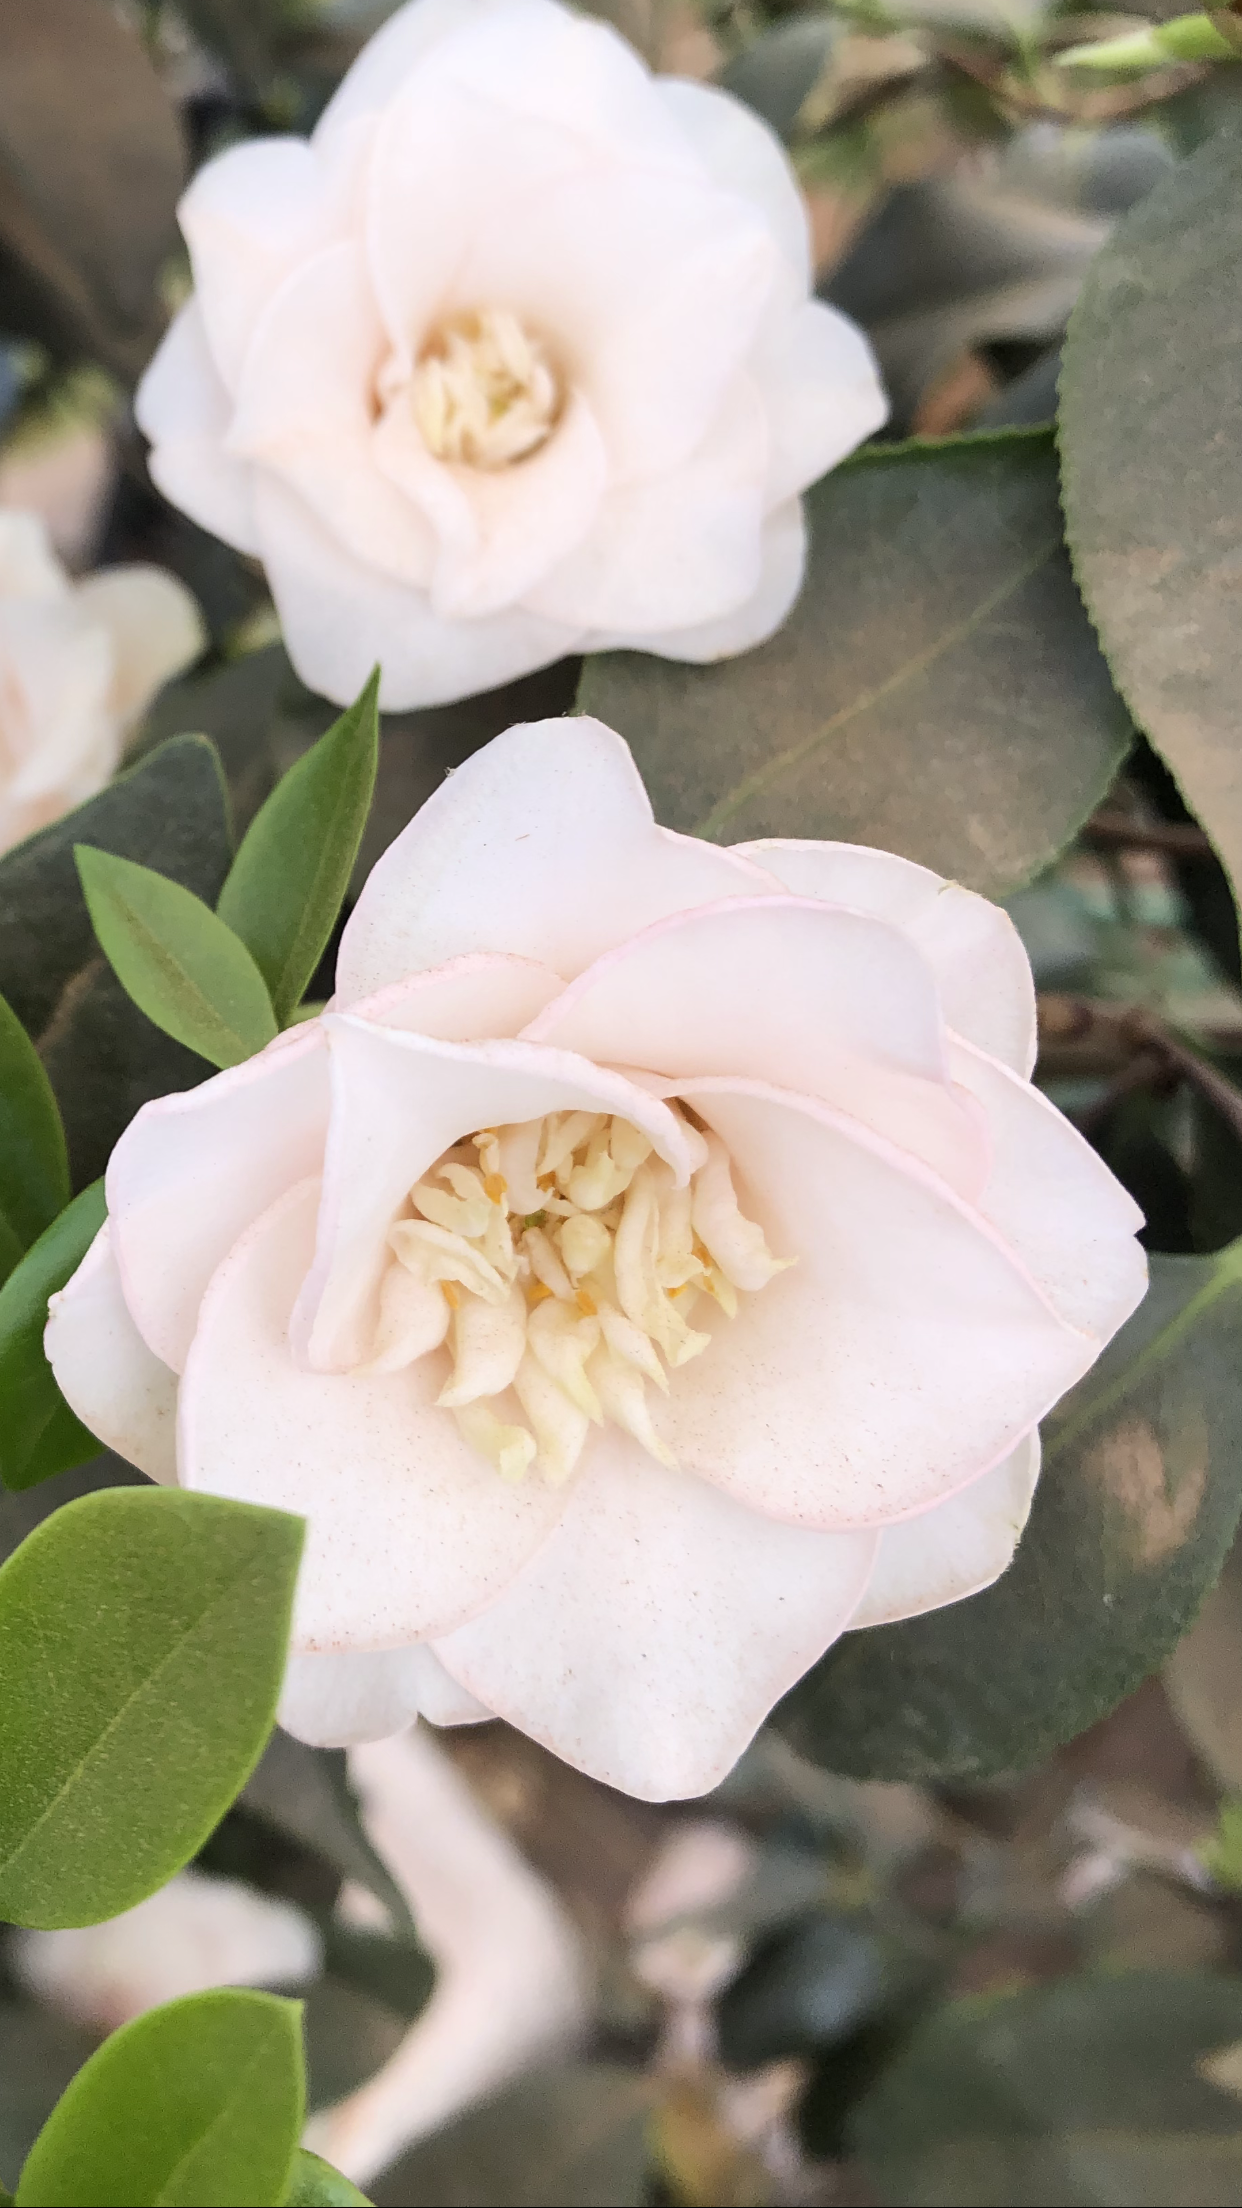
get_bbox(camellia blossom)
[0,510,203,854]
[133,0,887,712]
[47,718,1146,1801]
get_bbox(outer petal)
[334,715,770,1002]
[354,954,563,1040]
[735,838,1038,1076]
[135,306,259,556]
[753,301,888,509]
[849,1431,1041,1630]
[598,497,806,664]
[0,510,69,598]
[106,1025,330,1373]
[278,1644,491,1747]
[526,894,988,1198]
[74,568,205,727]
[433,1432,878,1800]
[179,136,354,392]
[179,1178,570,1648]
[251,473,580,711]
[314,0,519,139]
[45,1225,178,1483]
[294,1017,700,1371]
[657,76,811,281]
[950,1035,1147,1340]
[661,1076,1098,1529]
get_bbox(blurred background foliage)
[6,0,1242,2201]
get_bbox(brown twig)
[1038,995,1242,1143]
[1082,812,1214,859]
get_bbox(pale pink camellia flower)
[132,0,887,713]
[0,511,204,854]
[46,719,1146,1802]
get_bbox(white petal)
[334,715,770,1002]
[850,1431,1042,1628]
[595,498,806,663]
[74,568,205,729]
[278,1643,491,1747]
[657,76,812,281]
[753,300,888,508]
[354,955,562,1041]
[0,510,69,598]
[45,1224,178,1483]
[135,305,259,557]
[433,1432,877,1800]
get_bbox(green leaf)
[852,1971,1242,2207]
[75,848,277,1071]
[578,431,1130,898]
[15,1990,303,2208]
[777,1240,1242,1780]
[0,1487,303,1927]
[0,1181,106,1492]
[370,2067,654,2208]
[0,993,68,1269]
[1060,124,1242,919]
[282,2150,370,2206]
[218,670,379,1022]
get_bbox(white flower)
[0,510,204,854]
[46,717,1146,1802]
[133,0,886,712]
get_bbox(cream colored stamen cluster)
[411,308,562,469]
[371,1110,790,1486]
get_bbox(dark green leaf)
[1060,124,1242,918]
[0,992,68,1265]
[240,1732,416,1937]
[15,1990,303,2208]
[777,1240,1242,1779]
[137,646,299,842]
[718,18,837,139]
[0,1182,106,1492]
[282,2150,371,2206]
[578,432,1130,897]
[218,671,379,1022]
[852,1970,1242,2206]
[76,848,277,1071]
[0,1487,303,1927]
[717,1914,885,2070]
[370,2067,654,2208]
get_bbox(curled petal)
[438,1285,528,1407]
[45,1225,178,1484]
[850,1432,1042,1629]
[279,1643,492,1747]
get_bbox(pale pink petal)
[595,498,806,663]
[335,715,770,1002]
[179,136,354,391]
[949,1035,1147,1339]
[735,839,1038,1076]
[106,1025,329,1373]
[659,1076,1096,1529]
[354,955,563,1040]
[432,1432,878,1799]
[523,381,766,634]
[74,568,205,728]
[294,1017,699,1372]
[314,0,520,140]
[179,1179,569,1648]
[278,1644,491,1748]
[658,77,811,280]
[526,895,988,1198]
[251,473,580,711]
[136,306,259,556]
[45,1225,178,1483]
[850,1431,1041,1629]
[752,300,887,507]
[0,511,69,598]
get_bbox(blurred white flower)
[0,510,204,854]
[134,0,886,710]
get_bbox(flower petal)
[661,1076,1097,1529]
[525,895,987,1197]
[849,1431,1041,1629]
[949,1035,1147,1339]
[597,497,806,664]
[294,1016,699,1372]
[314,0,519,139]
[45,1224,178,1482]
[135,305,259,556]
[355,954,563,1040]
[179,1178,570,1648]
[106,1025,330,1373]
[734,839,1037,1076]
[432,1431,877,1799]
[752,300,888,508]
[251,473,579,710]
[74,568,205,728]
[334,715,769,1002]
[0,510,69,598]
[278,1643,491,1747]
[179,135,353,392]
[657,76,811,280]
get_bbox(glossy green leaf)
[0,1487,303,1927]
[1060,124,1242,917]
[15,1991,303,2208]
[777,1241,1242,1779]
[578,431,1130,898]
[218,670,379,1022]
[0,1182,105,1492]
[852,1971,1242,2206]
[283,2151,371,2206]
[0,993,68,1267]
[371,2067,654,2208]
[75,848,277,1071]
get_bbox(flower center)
[369,1108,790,1485]
[411,308,563,470]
